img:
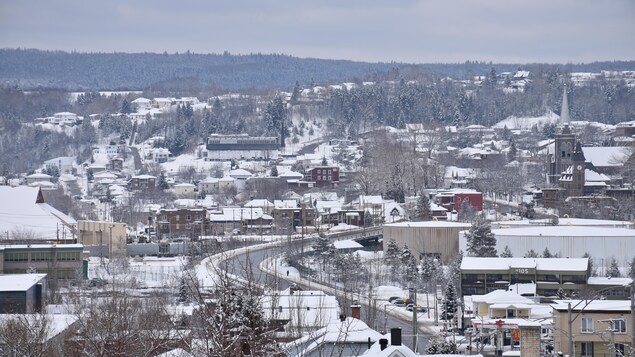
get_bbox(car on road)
[388,296,403,303]
[406,304,426,312]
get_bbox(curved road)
[228,242,431,352]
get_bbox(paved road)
[229,243,430,352]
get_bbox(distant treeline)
[1,49,633,91]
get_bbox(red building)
[435,190,483,212]
[156,208,207,240]
[305,166,340,187]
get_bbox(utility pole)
[412,288,418,351]
[568,302,574,357]
[631,281,635,356]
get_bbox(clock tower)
[569,142,586,197]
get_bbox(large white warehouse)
[459,225,635,265]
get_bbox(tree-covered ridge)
[0,49,400,91]
[1,49,634,91]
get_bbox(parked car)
[406,304,427,312]
[89,278,108,287]
[388,296,403,303]
[393,299,407,307]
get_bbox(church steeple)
[560,86,570,125]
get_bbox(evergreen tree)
[403,255,419,284]
[583,252,597,276]
[385,239,402,279]
[158,172,169,190]
[291,80,301,104]
[414,194,432,221]
[507,140,517,162]
[465,217,497,257]
[264,95,286,137]
[500,245,513,258]
[524,249,539,258]
[425,335,459,355]
[628,256,635,279]
[542,247,553,258]
[441,282,459,324]
[270,165,278,177]
[606,257,622,278]
[120,98,133,114]
[321,156,328,166]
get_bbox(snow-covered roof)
[0,313,78,342]
[131,174,156,179]
[244,199,274,208]
[582,147,631,167]
[471,290,535,305]
[263,288,339,328]
[586,277,633,286]
[229,168,252,177]
[384,221,471,228]
[274,199,298,209]
[461,257,588,272]
[551,299,631,312]
[0,273,47,291]
[174,183,195,188]
[26,173,52,179]
[333,239,364,250]
[208,207,265,222]
[493,111,559,130]
[491,225,635,237]
[287,317,383,356]
[0,186,77,240]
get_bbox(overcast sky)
[1,0,633,64]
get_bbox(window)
[161,215,167,221]
[57,252,79,261]
[185,215,191,221]
[580,342,593,357]
[5,252,28,261]
[581,317,594,333]
[611,319,627,333]
[615,344,625,357]
[31,252,51,261]
[185,223,191,229]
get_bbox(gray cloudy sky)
[1,0,633,63]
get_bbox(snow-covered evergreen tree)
[158,172,169,190]
[606,257,622,278]
[542,247,553,258]
[465,217,497,257]
[270,165,278,177]
[441,282,459,324]
[500,245,513,258]
[414,194,432,221]
[524,249,539,258]
[425,335,459,355]
[384,239,401,277]
[583,252,598,276]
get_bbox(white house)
[198,177,219,194]
[43,156,75,174]
[174,183,196,198]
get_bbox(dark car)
[89,278,108,287]
[388,296,403,303]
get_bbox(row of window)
[581,317,626,333]
[580,342,627,357]
[4,251,79,262]
[160,214,203,221]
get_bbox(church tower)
[548,87,575,184]
[569,141,586,197]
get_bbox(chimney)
[390,328,402,346]
[351,304,361,319]
[379,338,389,351]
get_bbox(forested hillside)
[1,49,634,91]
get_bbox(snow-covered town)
[1,2,635,356]
[2,68,635,356]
